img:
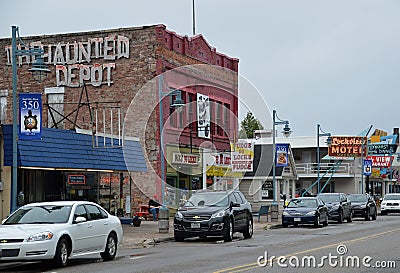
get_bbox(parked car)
[173,190,253,242]
[317,193,353,223]
[0,201,123,268]
[380,193,400,215]
[282,197,329,228]
[347,193,377,220]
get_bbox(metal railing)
[292,162,355,176]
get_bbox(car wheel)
[101,233,117,261]
[52,238,69,268]
[314,215,321,228]
[338,210,344,223]
[372,209,377,220]
[174,232,185,242]
[223,218,234,242]
[347,211,353,223]
[243,216,253,239]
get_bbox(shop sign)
[366,156,393,168]
[68,174,86,185]
[172,153,199,165]
[206,166,243,178]
[19,93,42,140]
[328,136,367,157]
[6,35,130,87]
[276,143,289,167]
[231,140,254,172]
[368,144,397,155]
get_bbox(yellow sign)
[206,166,244,178]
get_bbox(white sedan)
[0,201,123,268]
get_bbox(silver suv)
[380,193,400,215]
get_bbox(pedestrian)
[148,194,161,221]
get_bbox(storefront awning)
[2,125,147,172]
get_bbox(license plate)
[191,222,200,228]
[294,218,301,222]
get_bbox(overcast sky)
[1,0,399,137]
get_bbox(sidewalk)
[121,216,281,247]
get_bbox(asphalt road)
[1,214,399,273]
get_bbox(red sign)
[328,136,367,157]
[366,156,393,167]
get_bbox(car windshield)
[3,205,72,225]
[184,193,229,207]
[347,195,367,202]
[318,194,340,203]
[287,199,317,208]
[384,195,400,200]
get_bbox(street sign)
[363,159,372,176]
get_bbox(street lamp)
[316,124,332,194]
[272,110,292,204]
[157,75,185,232]
[11,26,50,212]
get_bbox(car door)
[69,204,93,254]
[229,193,243,229]
[341,194,352,218]
[317,198,328,222]
[367,195,376,215]
[84,204,110,251]
[234,192,247,228]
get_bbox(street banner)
[276,143,289,166]
[196,93,210,139]
[231,140,254,172]
[363,159,372,176]
[19,93,42,140]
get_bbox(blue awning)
[2,125,147,172]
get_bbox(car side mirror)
[231,202,240,208]
[74,216,87,223]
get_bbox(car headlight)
[211,210,226,218]
[175,211,183,221]
[381,202,386,206]
[282,211,289,216]
[27,231,53,242]
[306,211,316,215]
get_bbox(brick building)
[0,24,239,217]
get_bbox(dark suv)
[317,193,353,223]
[173,190,253,242]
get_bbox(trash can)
[158,207,169,233]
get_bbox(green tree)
[239,112,264,138]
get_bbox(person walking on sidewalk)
[148,194,161,221]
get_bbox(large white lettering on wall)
[5,35,130,87]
